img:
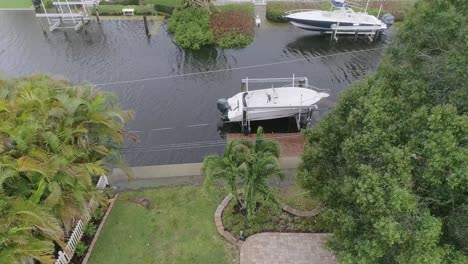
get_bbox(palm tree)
[202,139,248,207]
[0,75,132,238]
[240,127,284,221]
[0,194,64,264]
[202,127,283,222]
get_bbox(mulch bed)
[210,11,254,42]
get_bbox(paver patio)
[240,233,336,264]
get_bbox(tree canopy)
[0,75,132,263]
[299,0,467,263]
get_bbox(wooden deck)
[227,133,304,157]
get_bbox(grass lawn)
[0,0,32,8]
[88,186,236,264]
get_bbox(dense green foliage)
[93,5,154,16]
[210,4,254,49]
[203,127,284,222]
[223,197,322,238]
[167,8,213,50]
[299,0,467,263]
[168,4,255,49]
[0,75,132,262]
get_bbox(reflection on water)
[0,9,389,166]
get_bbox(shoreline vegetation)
[168,4,254,50]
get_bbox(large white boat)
[284,0,392,32]
[217,79,329,122]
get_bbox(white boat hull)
[223,87,329,122]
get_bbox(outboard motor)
[381,13,395,28]
[217,98,230,121]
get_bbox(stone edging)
[214,194,244,248]
[82,193,120,264]
[215,194,321,249]
[281,204,320,217]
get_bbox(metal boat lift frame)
[239,75,326,134]
[35,0,100,32]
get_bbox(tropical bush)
[203,127,283,222]
[0,75,133,262]
[167,8,213,50]
[299,0,467,262]
[74,241,88,257]
[93,5,154,16]
[210,4,254,48]
[84,223,97,237]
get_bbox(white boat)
[217,85,329,122]
[284,0,392,32]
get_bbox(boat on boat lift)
[217,76,329,133]
[283,0,394,33]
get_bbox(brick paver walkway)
[240,233,335,264]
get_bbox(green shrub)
[84,223,97,237]
[93,5,154,16]
[216,33,253,49]
[153,4,176,14]
[75,241,88,257]
[92,207,106,220]
[167,8,213,50]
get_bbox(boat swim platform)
[227,133,305,157]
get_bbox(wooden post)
[143,15,150,37]
[38,18,47,35]
[95,6,100,23]
[82,17,87,35]
[240,82,246,92]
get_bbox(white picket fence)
[55,175,109,264]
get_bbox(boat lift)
[239,75,324,134]
[35,0,100,32]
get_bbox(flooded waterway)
[0,9,390,166]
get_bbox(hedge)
[93,5,154,15]
[167,8,213,50]
[153,4,176,15]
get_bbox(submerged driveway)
[240,233,335,264]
